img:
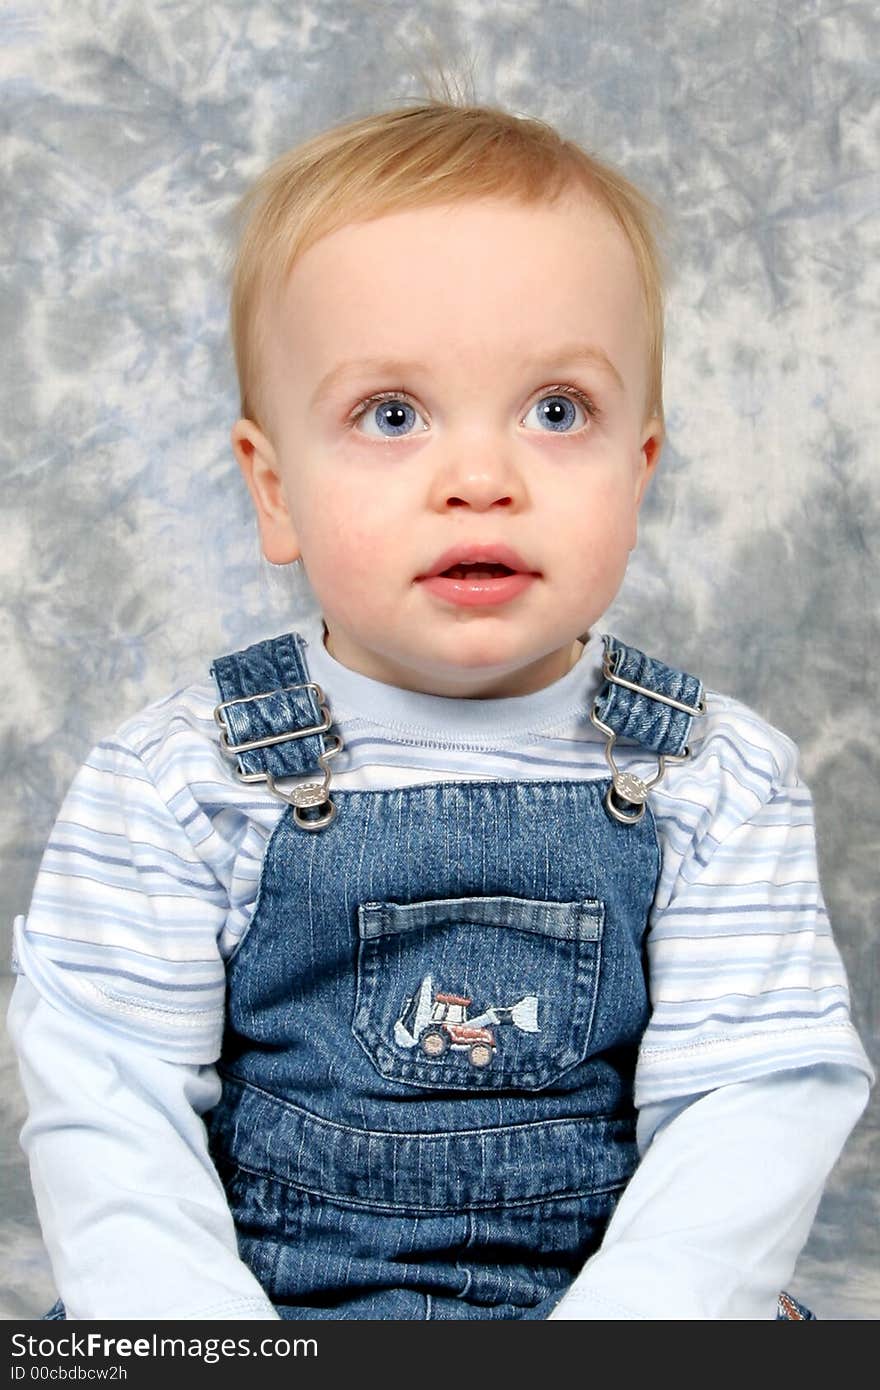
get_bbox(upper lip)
[417,544,538,579]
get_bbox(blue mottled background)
[2,0,877,1319]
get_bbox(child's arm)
[552,696,873,1319]
[7,702,283,1320]
[9,975,279,1321]
[548,1063,869,1319]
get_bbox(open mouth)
[440,562,517,579]
[419,544,536,606]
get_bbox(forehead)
[263,193,648,400]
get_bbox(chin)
[465,625,553,658]
[437,648,560,693]
[432,636,526,671]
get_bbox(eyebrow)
[310,343,625,407]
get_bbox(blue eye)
[522,393,590,433]
[354,396,428,438]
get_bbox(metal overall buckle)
[590,651,705,825]
[213,682,342,831]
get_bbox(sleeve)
[8,720,277,1318]
[634,711,873,1106]
[7,975,279,1320]
[548,706,873,1320]
[11,731,231,1062]
[547,1063,870,1320]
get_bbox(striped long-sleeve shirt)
[12,623,869,1098]
[8,621,872,1319]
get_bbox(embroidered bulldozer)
[393,975,540,1069]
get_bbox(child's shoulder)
[690,686,800,781]
[617,634,801,792]
[612,635,800,791]
[92,678,224,781]
[654,679,805,829]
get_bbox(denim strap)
[210,631,703,774]
[210,632,334,781]
[592,635,704,757]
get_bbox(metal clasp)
[267,734,343,831]
[213,682,332,755]
[591,651,704,825]
[589,708,683,824]
[598,650,706,722]
[213,682,342,830]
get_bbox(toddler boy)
[8,101,872,1321]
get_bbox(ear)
[635,417,663,509]
[231,418,301,564]
[627,417,663,551]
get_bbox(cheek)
[298,514,382,595]
[556,472,638,536]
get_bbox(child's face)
[233,193,661,698]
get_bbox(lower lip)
[418,572,537,607]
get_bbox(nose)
[429,435,526,512]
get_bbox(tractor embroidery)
[393,974,540,1069]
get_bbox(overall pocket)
[352,895,604,1091]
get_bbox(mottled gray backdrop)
[2,0,877,1319]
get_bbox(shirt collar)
[301,614,607,743]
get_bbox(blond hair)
[231,101,665,429]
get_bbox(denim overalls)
[204,629,708,1320]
